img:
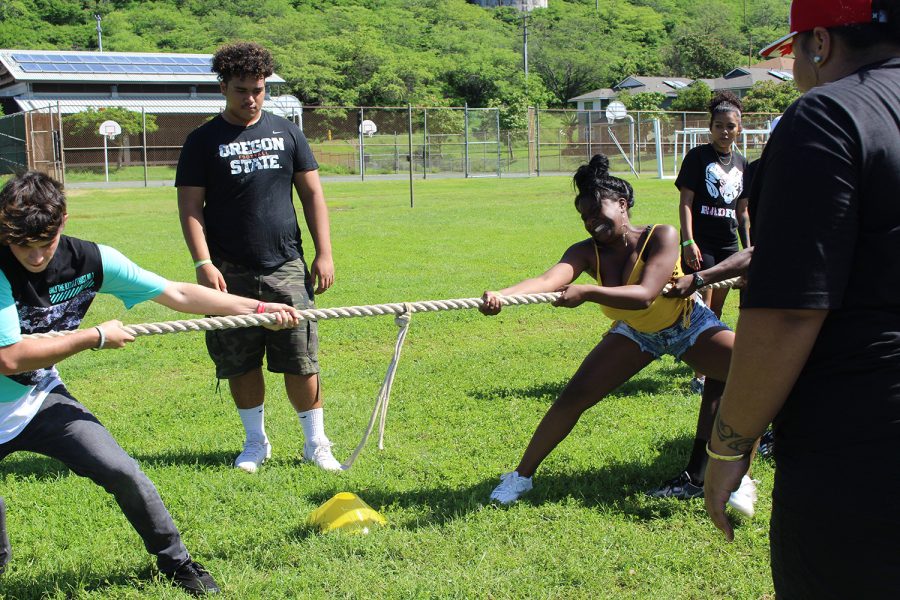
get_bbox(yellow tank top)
[595,225,693,333]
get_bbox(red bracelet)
[256,302,267,314]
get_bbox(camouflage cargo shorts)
[206,258,319,378]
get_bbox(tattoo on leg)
[714,415,756,454]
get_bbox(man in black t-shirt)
[176,42,342,474]
[704,1,900,595]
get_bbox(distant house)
[469,0,548,10]
[569,59,794,110]
[0,49,299,177]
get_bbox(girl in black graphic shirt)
[676,92,750,392]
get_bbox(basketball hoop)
[98,119,122,139]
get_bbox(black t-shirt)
[675,143,747,251]
[744,58,900,509]
[0,237,103,387]
[175,111,319,270]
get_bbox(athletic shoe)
[303,441,344,471]
[758,429,775,459]
[647,471,704,499]
[234,439,271,474]
[489,471,533,505]
[165,560,221,596]
[727,475,759,517]
[689,376,706,395]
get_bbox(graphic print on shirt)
[219,136,286,175]
[704,163,744,204]
[11,291,96,386]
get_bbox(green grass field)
[0,176,772,599]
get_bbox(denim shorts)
[607,298,728,360]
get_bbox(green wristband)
[681,239,695,248]
[194,258,212,269]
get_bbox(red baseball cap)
[760,0,881,57]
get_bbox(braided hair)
[573,154,635,214]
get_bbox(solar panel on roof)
[20,62,42,72]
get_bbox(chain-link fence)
[0,104,779,184]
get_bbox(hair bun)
[589,154,610,177]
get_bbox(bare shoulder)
[564,238,596,259]
[650,224,678,244]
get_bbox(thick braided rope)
[21,279,741,340]
[21,292,565,339]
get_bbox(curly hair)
[211,42,275,83]
[0,171,67,245]
[573,154,635,213]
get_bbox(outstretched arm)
[480,242,591,315]
[0,321,134,375]
[153,282,300,324]
[664,247,754,299]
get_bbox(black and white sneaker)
[758,429,775,459]
[165,560,221,596]
[647,471,704,499]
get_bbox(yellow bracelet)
[705,442,746,462]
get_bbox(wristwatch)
[693,273,706,290]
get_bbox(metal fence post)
[464,103,469,178]
[586,110,592,161]
[636,111,642,175]
[359,108,365,181]
[495,108,501,178]
[142,107,148,187]
[536,108,541,177]
[408,103,414,208]
[423,107,428,179]
[57,101,67,186]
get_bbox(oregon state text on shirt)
[218,137,285,174]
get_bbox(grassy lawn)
[0,176,772,599]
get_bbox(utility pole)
[95,14,103,52]
[522,13,528,80]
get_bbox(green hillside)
[0,0,789,107]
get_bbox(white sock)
[238,406,266,443]
[297,407,328,445]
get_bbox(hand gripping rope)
[22,278,740,469]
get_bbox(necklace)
[717,150,733,167]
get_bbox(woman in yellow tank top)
[481,154,757,514]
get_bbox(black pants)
[771,497,900,599]
[0,388,189,573]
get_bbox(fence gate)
[26,106,64,182]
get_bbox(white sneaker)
[303,441,344,472]
[727,475,759,517]
[234,439,271,474]
[490,471,533,505]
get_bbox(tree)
[617,91,666,111]
[669,81,712,111]
[742,80,801,113]
[67,108,158,167]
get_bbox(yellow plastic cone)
[307,492,387,534]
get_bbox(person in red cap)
[702,0,900,597]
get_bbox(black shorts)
[205,258,319,379]
[683,241,738,275]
